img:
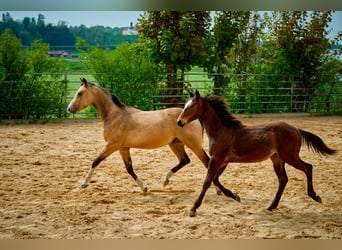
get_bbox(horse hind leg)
[164,138,190,186]
[286,156,322,204]
[268,154,288,211]
[119,148,147,192]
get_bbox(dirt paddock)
[0,115,341,239]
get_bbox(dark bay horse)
[177,90,337,216]
[67,78,214,192]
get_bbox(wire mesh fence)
[1,71,341,119]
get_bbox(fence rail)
[1,71,341,119]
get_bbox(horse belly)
[233,148,275,163]
[124,128,173,149]
[232,133,276,163]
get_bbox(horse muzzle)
[177,120,186,127]
[67,105,77,114]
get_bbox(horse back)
[222,121,301,163]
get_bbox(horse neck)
[92,88,118,121]
[200,99,227,137]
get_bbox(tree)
[269,11,334,112]
[138,11,211,106]
[0,29,66,119]
[204,11,261,96]
[0,29,29,118]
[0,13,139,52]
[0,29,28,81]
[228,12,261,110]
[84,42,162,110]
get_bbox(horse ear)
[188,89,194,97]
[80,78,88,87]
[195,90,200,98]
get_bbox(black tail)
[299,129,337,156]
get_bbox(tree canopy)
[0,12,138,51]
[0,11,341,117]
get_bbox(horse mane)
[203,95,242,128]
[83,80,126,109]
[111,94,126,108]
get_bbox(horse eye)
[77,92,82,97]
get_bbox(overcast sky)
[2,11,341,38]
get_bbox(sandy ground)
[0,116,341,239]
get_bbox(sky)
[2,11,143,28]
[1,11,341,38]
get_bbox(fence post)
[63,71,68,118]
[290,81,294,112]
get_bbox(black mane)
[203,95,242,128]
[84,80,126,109]
[111,94,126,108]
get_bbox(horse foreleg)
[213,164,240,201]
[185,144,224,195]
[119,148,147,193]
[81,143,116,188]
[190,157,221,217]
[164,139,190,186]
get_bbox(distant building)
[122,22,138,36]
[48,51,78,58]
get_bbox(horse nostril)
[67,106,73,114]
[177,120,184,127]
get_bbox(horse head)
[67,78,95,114]
[177,90,203,127]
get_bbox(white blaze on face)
[184,99,193,110]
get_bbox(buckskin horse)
[177,90,336,217]
[67,78,217,192]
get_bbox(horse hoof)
[235,194,241,202]
[163,179,169,187]
[316,196,322,203]
[81,183,88,188]
[189,210,197,217]
[267,206,274,211]
[142,187,148,193]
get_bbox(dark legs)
[190,152,321,216]
[119,148,147,192]
[286,157,322,203]
[164,139,191,186]
[190,158,239,217]
[213,166,240,201]
[81,143,117,188]
[165,138,227,196]
[268,153,321,211]
[81,144,147,192]
[268,154,288,210]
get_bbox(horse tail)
[299,129,337,156]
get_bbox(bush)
[85,43,163,110]
[0,29,66,119]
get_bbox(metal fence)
[153,73,342,114]
[1,71,342,119]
